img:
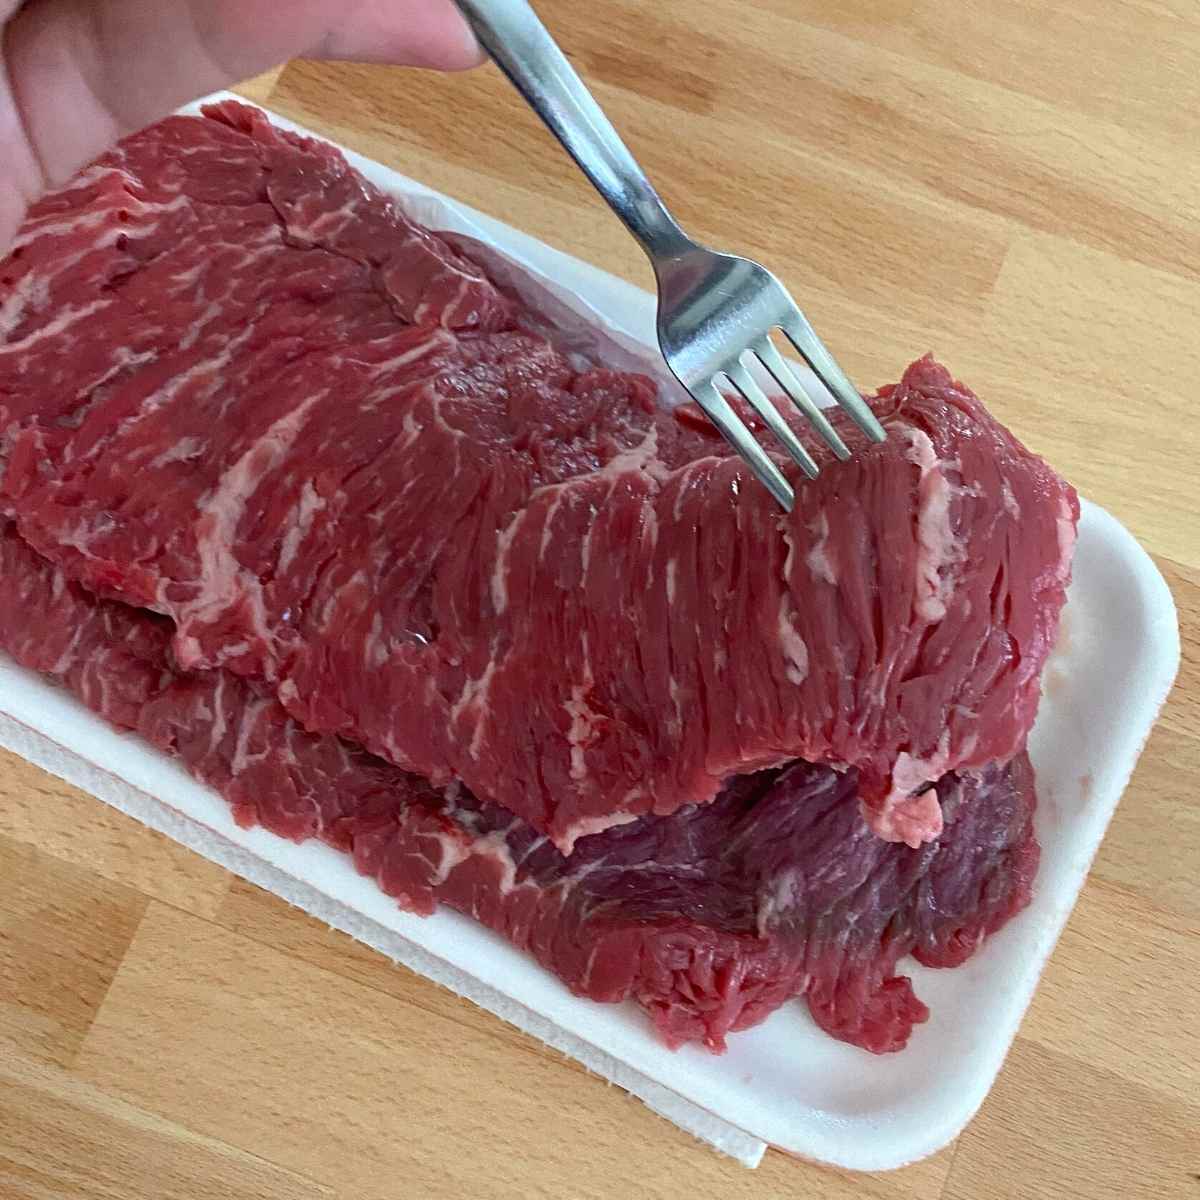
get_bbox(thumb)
[3,0,481,202]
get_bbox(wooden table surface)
[3,2,1198,1197]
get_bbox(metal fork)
[456,0,887,510]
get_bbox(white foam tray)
[0,94,1180,1172]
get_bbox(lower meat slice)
[0,103,1078,851]
[0,520,1038,1054]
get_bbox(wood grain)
[2,3,1198,1195]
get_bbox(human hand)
[0,0,481,250]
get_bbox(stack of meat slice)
[0,102,1077,1053]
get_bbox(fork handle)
[455,0,691,262]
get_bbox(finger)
[5,0,482,191]
[308,0,484,69]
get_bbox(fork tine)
[781,312,886,442]
[691,380,795,511]
[753,339,850,461]
[725,361,819,479]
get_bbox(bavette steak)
[0,519,1038,1054]
[0,102,1076,1053]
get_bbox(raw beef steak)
[0,102,1077,852]
[0,103,1076,1055]
[0,521,1038,1053]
